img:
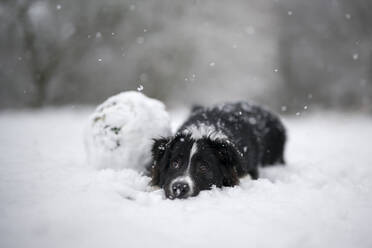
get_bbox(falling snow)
[136,36,145,44]
[244,25,255,35]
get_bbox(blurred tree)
[17,0,59,107]
[342,0,372,111]
[1,0,371,112]
[276,0,372,113]
[0,0,129,107]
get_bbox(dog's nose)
[171,182,190,198]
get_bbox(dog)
[150,102,286,199]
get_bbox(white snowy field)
[0,108,371,248]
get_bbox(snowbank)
[84,91,171,171]
[0,109,371,248]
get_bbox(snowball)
[84,91,171,171]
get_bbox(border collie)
[150,102,286,199]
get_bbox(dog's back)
[177,102,286,177]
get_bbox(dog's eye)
[198,163,208,172]
[171,160,180,169]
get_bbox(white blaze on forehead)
[188,142,198,163]
[182,123,228,140]
[169,142,198,196]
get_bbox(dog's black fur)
[150,102,286,199]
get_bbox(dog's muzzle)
[171,182,190,198]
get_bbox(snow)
[84,91,171,171]
[95,32,102,38]
[1,109,372,248]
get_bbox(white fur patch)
[188,142,198,162]
[182,123,228,140]
[169,143,198,197]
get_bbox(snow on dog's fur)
[150,102,286,199]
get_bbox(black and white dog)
[150,102,286,199]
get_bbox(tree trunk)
[30,73,48,108]
[18,2,56,108]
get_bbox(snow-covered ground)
[0,108,371,248]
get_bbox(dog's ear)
[208,139,240,186]
[150,137,170,186]
[191,104,203,113]
[151,137,170,162]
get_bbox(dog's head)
[150,134,240,199]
